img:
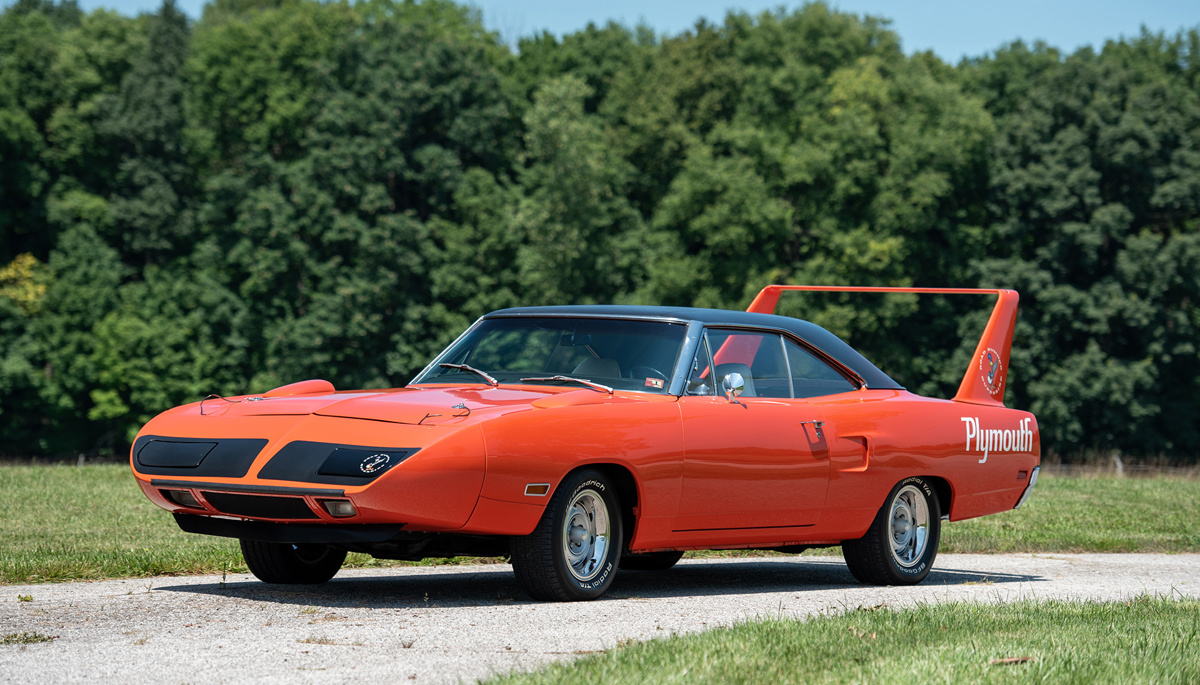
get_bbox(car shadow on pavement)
[154,557,1042,609]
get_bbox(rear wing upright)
[746,285,1020,407]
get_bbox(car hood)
[198,385,665,425]
[314,387,549,425]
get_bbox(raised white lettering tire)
[511,469,622,601]
[842,476,941,585]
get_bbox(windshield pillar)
[667,321,706,396]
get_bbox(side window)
[706,330,789,398]
[686,335,714,396]
[784,339,856,398]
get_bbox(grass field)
[2,463,1199,584]
[0,463,485,584]
[486,596,1200,684]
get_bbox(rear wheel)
[620,550,684,571]
[240,540,347,584]
[511,469,622,601]
[842,476,941,585]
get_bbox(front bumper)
[174,513,405,544]
[132,417,491,530]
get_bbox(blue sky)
[26,0,1200,63]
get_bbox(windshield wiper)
[439,363,499,387]
[520,375,614,395]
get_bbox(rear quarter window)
[784,338,856,398]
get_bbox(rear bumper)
[174,513,405,544]
[1013,466,1040,509]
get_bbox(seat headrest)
[572,357,621,378]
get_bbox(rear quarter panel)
[816,390,1040,540]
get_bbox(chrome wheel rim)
[889,485,929,568]
[561,488,610,582]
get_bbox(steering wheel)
[627,365,669,382]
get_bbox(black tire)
[239,540,347,584]
[842,476,941,585]
[511,469,623,601]
[620,550,684,571]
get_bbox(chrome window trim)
[681,328,718,397]
[701,324,867,390]
[780,334,796,399]
[668,321,706,396]
[409,316,486,385]
[485,312,695,325]
[412,314,696,396]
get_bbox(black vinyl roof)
[487,305,903,390]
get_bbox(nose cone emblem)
[360,453,392,474]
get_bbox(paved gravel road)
[2,553,1197,684]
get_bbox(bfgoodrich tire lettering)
[511,469,623,601]
[240,539,347,584]
[842,476,941,585]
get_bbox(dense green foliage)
[1,0,1198,457]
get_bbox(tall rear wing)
[747,285,1020,407]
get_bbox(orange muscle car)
[130,286,1040,601]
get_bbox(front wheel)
[842,477,941,585]
[511,469,623,601]
[240,540,347,584]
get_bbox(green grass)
[941,473,1200,553]
[2,464,1198,584]
[1,463,243,583]
[488,596,1200,684]
[1,632,58,645]
[0,463,487,584]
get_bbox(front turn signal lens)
[320,499,357,518]
[163,489,202,509]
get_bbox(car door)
[673,329,831,531]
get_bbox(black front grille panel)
[133,436,269,478]
[201,491,319,520]
[258,441,418,485]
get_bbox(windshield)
[412,317,688,394]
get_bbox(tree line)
[2,0,1198,459]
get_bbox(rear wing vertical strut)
[746,285,1020,408]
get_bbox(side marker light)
[524,483,550,497]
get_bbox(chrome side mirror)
[722,372,745,403]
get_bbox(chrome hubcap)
[889,485,929,568]
[562,488,609,582]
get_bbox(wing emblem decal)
[979,347,1004,397]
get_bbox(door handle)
[800,420,824,440]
